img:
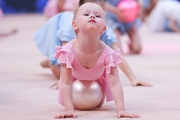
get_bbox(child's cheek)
[78,17,85,23]
[99,20,105,26]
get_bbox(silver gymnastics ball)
[72,80,103,110]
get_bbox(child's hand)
[131,80,153,87]
[114,9,126,22]
[54,110,76,119]
[117,110,140,118]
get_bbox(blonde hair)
[73,3,106,21]
[72,8,79,35]
[73,8,79,21]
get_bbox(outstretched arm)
[105,2,126,22]
[108,67,140,118]
[54,63,76,119]
[111,43,152,87]
[118,57,153,87]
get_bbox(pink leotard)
[54,42,122,105]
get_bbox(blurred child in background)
[0,7,17,37]
[44,0,78,19]
[139,0,158,22]
[105,0,142,54]
[149,0,180,33]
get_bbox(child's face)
[74,3,106,33]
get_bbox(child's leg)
[114,29,122,49]
[40,58,60,79]
[127,25,142,54]
[50,65,60,79]
[49,65,60,89]
[40,58,50,68]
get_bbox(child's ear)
[100,26,106,35]
[72,21,78,31]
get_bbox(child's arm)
[111,43,152,87]
[108,67,140,118]
[54,63,76,119]
[57,0,65,12]
[168,18,180,33]
[63,0,78,11]
[118,58,153,87]
[105,2,126,22]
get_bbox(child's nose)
[90,15,95,19]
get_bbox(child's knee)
[50,65,60,79]
[133,48,142,54]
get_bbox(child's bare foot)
[0,28,18,37]
[40,59,50,68]
[11,28,18,34]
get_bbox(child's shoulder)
[100,42,122,68]
[62,39,76,49]
[62,41,73,48]
[101,42,122,61]
[100,41,116,54]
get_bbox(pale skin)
[0,28,18,37]
[57,0,65,13]
[105,2,126,22]
[111,42,151,87]
[54,3,140,118]
[49,42,152,90]
[45,0,78,20]
[46,0,152,88]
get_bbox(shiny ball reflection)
[72,80,103,110]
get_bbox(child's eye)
[84,13,89,16]
[95,15,100,18]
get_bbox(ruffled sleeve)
[105,48,123,74]
[53,45,74,68]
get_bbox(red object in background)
[117,0,139,22]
